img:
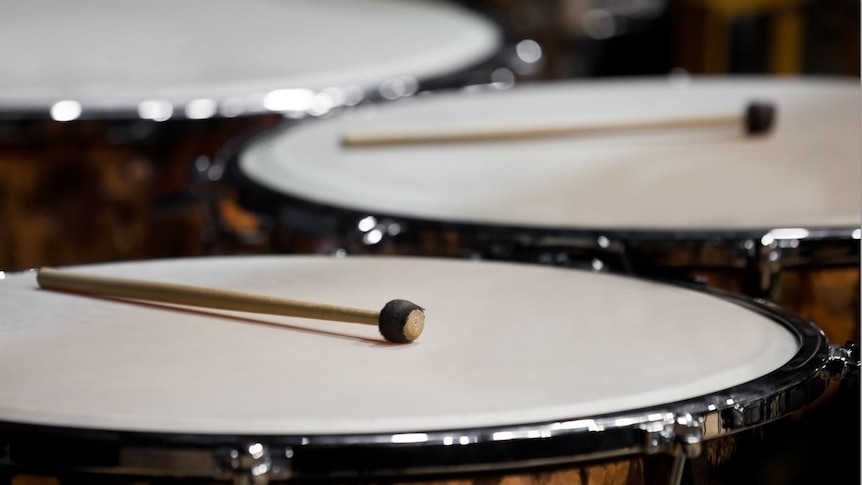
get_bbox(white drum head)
[239,77,861,231]
[0,0,501,114]
[0,256,799,435]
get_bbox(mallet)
[342,102,776,147]
[36,267,424,343]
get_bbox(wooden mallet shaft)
[342,102,776,147]
[36,267,424,343]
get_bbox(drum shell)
[0,115,281,271]
[625,237,861,345]
[0,49,513,272]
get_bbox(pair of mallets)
[37,102,775,343]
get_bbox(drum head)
[0,0,501,114]
[238,78,860,233]
[0,256,830,478]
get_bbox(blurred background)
[461,0,859,79]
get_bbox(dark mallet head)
[745,102,776,136]
[378,299,425,343]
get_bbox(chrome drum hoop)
[0,286,853,483]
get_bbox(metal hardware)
[827,341,861,380]
[740,236,781,297]
[640,413,703,485]
[216,443,292,485]
[641,413,704,458]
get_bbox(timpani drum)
[0,255,857,485]
[232,77,861,345]
[0,0,504,271]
